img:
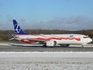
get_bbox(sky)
[0,0,93,30]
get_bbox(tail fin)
[13,19,27,34]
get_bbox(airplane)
[10,19,92,48]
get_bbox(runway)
[0,43,93,52]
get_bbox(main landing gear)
[43,43,47,47]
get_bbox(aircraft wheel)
[43,43,47,47]
[50,41,56,48]
[81,45,84,48]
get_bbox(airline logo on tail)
[13,20,27,34]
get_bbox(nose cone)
[88,38,93,43]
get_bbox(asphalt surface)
[0,43,93,52]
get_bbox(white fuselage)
[15,34,92,45]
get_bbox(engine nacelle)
[46,41,56,47]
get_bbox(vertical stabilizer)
[13,20,27,34]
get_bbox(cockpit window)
[83,37,88,38]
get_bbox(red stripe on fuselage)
[31,37,81,41]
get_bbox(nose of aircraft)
[88,38,93,43]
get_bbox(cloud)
[19,18,26,23]
[0,22,3,26]
[0,15,26,30]
[0,16,93,30]
[28,16,93,30]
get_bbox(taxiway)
[0,43,93,52]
